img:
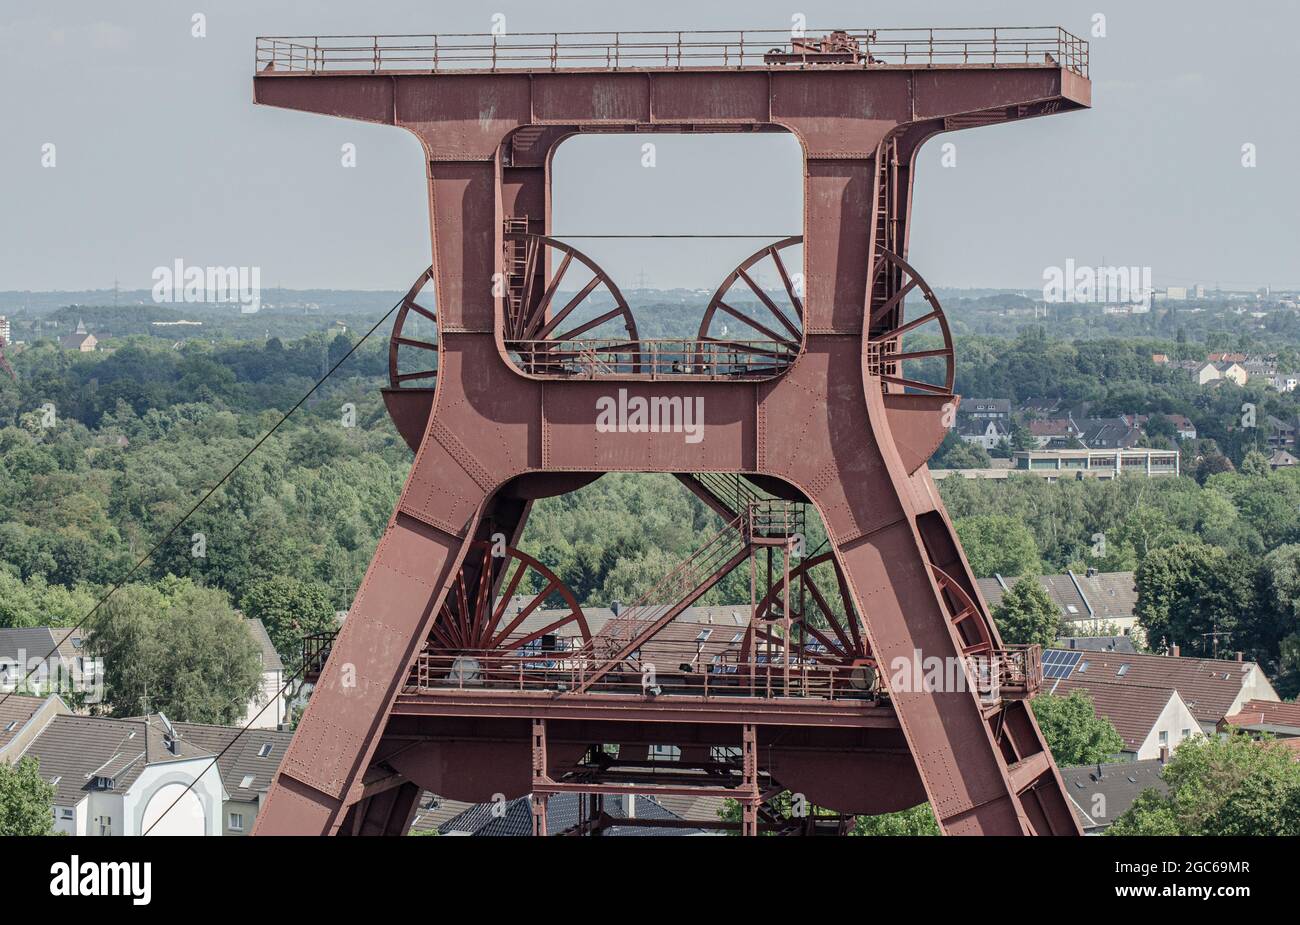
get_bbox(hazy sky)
[1,0,1296,293]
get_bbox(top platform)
[255,26,1088,79]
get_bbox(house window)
[695,628,712,642]
[1116,664,1130,677]
[60,808,73,820]
[648,744,680,762]
[98,816,112,836]
[1158,730,1168,745]
[1181,728,1191,739]
[257,743,273,758]
[240,774,256,789]
[229,812,244,832]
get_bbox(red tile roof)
[1053,678,1181,751]
[1047,650,1264,726]
[1223,699,1300,732]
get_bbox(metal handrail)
[510,337,797,380]
[404,644,874,702]
[255,27,1087,78]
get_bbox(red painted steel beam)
[252,35,1090,836]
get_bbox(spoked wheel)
[696,236,804,375]
[388,267,438,390]
[751,552,875,686]
[426,541,592,655]
[502,232,640,375]
[865,249,955,397]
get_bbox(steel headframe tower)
[252,26,1090,836]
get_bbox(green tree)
[0,756,56,836]
[851,803,940,835]
[1107,733,1300,835]
[954,515,1041,578]
[936,435,993,469]
[240,576,338,672]
[991,578,1062,646]
[1030,689,1125,765]
[1135,544,1256,656]
[1105,789,1180,835]
[0,571,96,629]
[88,578,262,723]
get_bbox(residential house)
[171,722,294,835]
[59,319,97,352]
[238,618,286,729]
[978,570,1140,636]
[956,417,1008,450]
[1188,360,1248,387]
[1,694,293,836]
[1219,699,1300,741]
[1020,398,1067,418]
[1027,418,1081,449]
[18,711,226,835]
[1078,417,1142,450]
[1050,675,1200,760]
[0,627,102,706]
[1269,449,1300,470]
[1042,647,1280,736]
[1217,361,1248,386]
[1056,635,1138,654]
[1059,758,1170,833]
[958,398,1011,423]
[1126,413,1196,441]
[1265,415,1297,448]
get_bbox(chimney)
[611,600,621,617]
[1086,566,1098,578]
[1095,761,1104,780]
[1236,651,1244,662]
[1170,644,1180,658]
[624,793,635,818]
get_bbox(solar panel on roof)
[1042,649,1083,680]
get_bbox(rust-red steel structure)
[251,26,1091,836]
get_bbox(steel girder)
[251,55,1090,836]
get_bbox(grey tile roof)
[21,714,212,806]
[1056,635,1137,653]
[1059,758,1169,830]
[171,722,293,801]
[977,571,1137,625]
[245,618,284,672]
[0,694,47,749]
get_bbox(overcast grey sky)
[1,0,1296,293]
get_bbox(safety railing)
[404,643,879,701]
[301,631,337,682]
[509,337,797,379]
[256,27,1087,78]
